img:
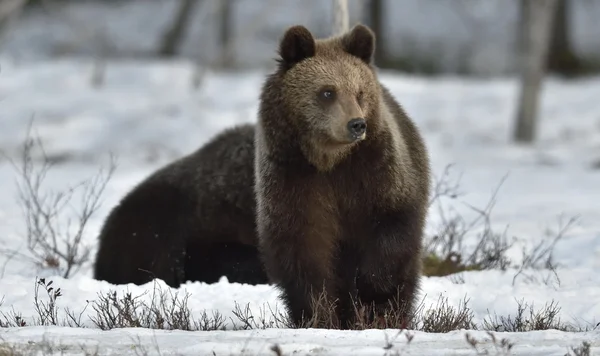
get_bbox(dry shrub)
[0,296,24,328]
[1,277,89,328]
[32,277,62,326]
[465,331,514,356]
[511,215,578,288]
[483,298,572,332]
[89,280,223,331]
[1,119,116,278]
[425,164,577,288]
[424,167,512,277]
[0,308,27,328]
[231,301,288,330]
[567,341,592,356]
[415,295,476,333]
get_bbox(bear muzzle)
[347,118,367,141]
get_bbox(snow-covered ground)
[1,326,597,356]
[0,56,599,354]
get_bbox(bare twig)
[428,164,464,209]
[424,172,512,276]
[2,119,116,278]
[512,214,578,287]
[32,277,62,326]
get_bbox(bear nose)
[347,118,367,138]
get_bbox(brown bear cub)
[94,124,269,288]
[254,24,430,329]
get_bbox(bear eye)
[318,87,336,101]
[357,90,364,105]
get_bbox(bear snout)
[347,118,367,140]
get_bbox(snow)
[1,326,597,356]
[0,54,600,355]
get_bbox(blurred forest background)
[1,0,599,77]
[1,0,599,146]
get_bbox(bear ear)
[278,25,316,68]
[341,24,375,64]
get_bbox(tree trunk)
[0,0,27,21]
[0,0,27,43]
[217,0,234,68]
[516,0,530,56]
[157,0,199,57]
[367,0,386,67]
[546,0,581,76]
[332,0,349,36]
[513,0,559,143]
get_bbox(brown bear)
[254,24,430,329]
[93,124,269,287]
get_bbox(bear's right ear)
[278,25,316,69]
[341,24,375,65]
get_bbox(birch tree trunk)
[332,0,349,36]
[513,0,559,143]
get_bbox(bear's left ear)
[341,24,375,65]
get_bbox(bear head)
[266,24,382,171]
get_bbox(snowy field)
[0,56,599,354]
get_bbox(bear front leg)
[357,212,424,329]
[259,223,338,327]
[334,243,361,329]
[256,176,340,328]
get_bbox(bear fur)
[254,24,431,328]
[93,124,269,287]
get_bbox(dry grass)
[275,286,416,331]
[567,341,592,356]
[416,295,476,332]
[0,290,25,328]
[231,301,289,330]
[0,279,596,356]
[465,331,514,356]
[89,280,227,331]
[1,273,594,334]
[483,299,571,332]
[0,338,100,356]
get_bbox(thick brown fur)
[93,124,269,287]
[254,24,430,329]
